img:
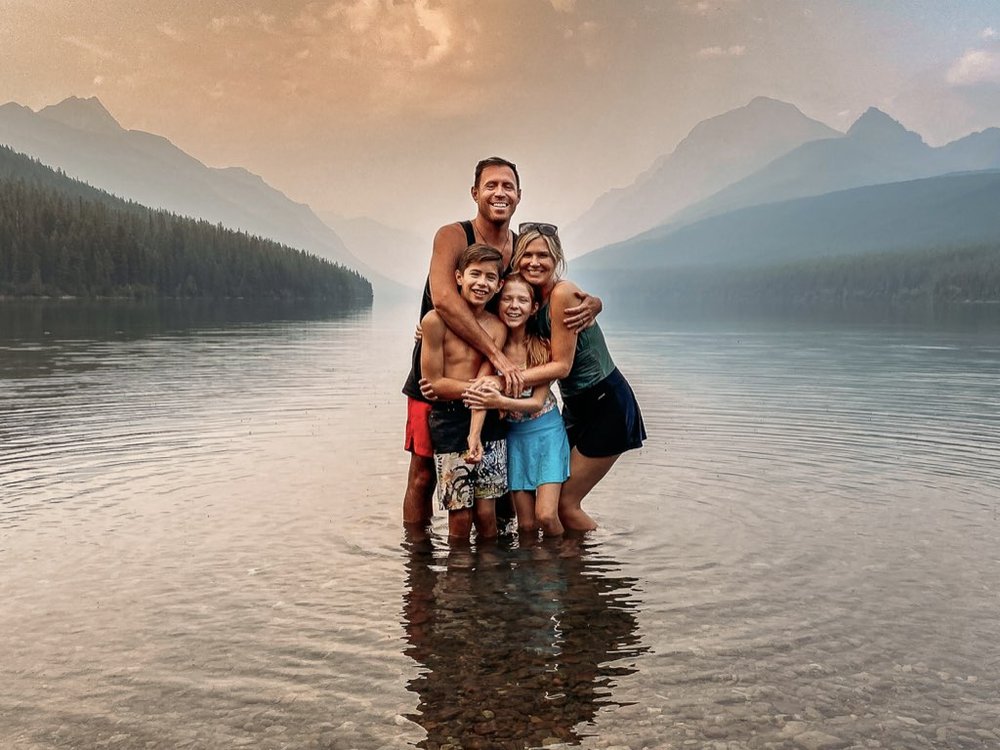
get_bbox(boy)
[420,244,508,543]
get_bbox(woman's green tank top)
[537,291,616,397]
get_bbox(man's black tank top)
[400,221,514,401]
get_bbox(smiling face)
[498,277,538,330]
[455,260,502,308]
[472,164,520,224]
[515,237,556,288]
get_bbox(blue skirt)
[506,407,571,491]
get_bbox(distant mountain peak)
[745,95,798,111]
[671,96,838,161]
[0,101,32,114]
[38,96,123,135]
[847,107,924,146]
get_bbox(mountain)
[38,96,124,135]
[574,169,1000,277]
[938,127,1000,171]
[668,108,1000,228]
[320,213,427,290]
[0,96,403,299]
[561,97,840,255]
[0,144,373,302]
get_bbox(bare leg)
[511,490,538,534]
[558,449,620,532]
[448,508,473,543]
[473,498,498,540]
[403,454,435,527]
[535,483,564,537]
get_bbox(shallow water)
[2,300,1000,750]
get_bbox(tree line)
[581,242,1000,313]
[0,145,372,303]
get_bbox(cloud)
[550,0,577,11]
[320,0,461,69]
[93,75,105,86]
[947,49,1000,85]
[982,27,999,41]
[209,11,276,34]
[205,81,226,100]
[332,0,381,34]
[413,0,452,67]
[563,19,599,40]
[157,22,184,42]
[697,44,746,58]
[678,0,741,16]
[209,16,242,32]
[62,35,117,60]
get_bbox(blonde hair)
[502,273,551,367]
[511,229,567,281]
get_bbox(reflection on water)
[402,536,645,749]
[2,299,1000,749]
[0,298,367,379]
[0,298,368,339]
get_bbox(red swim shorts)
[404,397,434,458]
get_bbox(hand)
[413,322,423,342]
[468,374,503,393]
[563,291,603,333]
[418,377,439,401]
[464,436,484,464]
[491,350,524,397]
[463,385,502,411]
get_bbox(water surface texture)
[2,300,999,750]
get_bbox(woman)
[502,223,645,531]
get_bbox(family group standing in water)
[401,157,646,544]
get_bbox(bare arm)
[429,224,522,394]
[419,312,476,401]
[466,408,486,463]
[463,381,551,414]
[465,334,505,463]
[520,282,579,389]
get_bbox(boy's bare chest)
[442,330,484,376]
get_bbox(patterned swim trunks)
[434,439,508,511]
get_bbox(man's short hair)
[458,243,504,273]
[475,157,519,190]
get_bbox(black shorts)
[428,402,505,454]
[561,368,646,458]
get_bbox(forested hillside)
[578,243,1000,313]
[575,169,1000,273]
[0,145,372,302]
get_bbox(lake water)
[2,299,1000,750]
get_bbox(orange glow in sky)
[3,1,1000,238]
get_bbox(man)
[402,157,600,529]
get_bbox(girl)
[463,273,570,537]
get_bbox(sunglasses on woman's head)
[518,222,558,236]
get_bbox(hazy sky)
[4,1,1000,240]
